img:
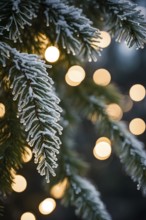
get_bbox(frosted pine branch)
[0,0,39,42]
[42,0,101,61]
[111,122,146,195]
[0,42,63,183]
[100,0,146,48]
[63,175,111,220]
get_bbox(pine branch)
[0,0,39,43]
[63,175,111,220]
[0,81,26,195]
[110,122,146,195]
[41,0,101,61]
[54,128,111,220]
[0,42,62,183]
[98,0,146,48]
[68,86,146,194]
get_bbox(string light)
[129,118,146,135]
[121,95,133,112]
[39,198,56,215]
[96,137,111,145]
[20,212,36,220]
[93,68,111,86]
[93,140,112,160]
[65,73,81,87]
[129,84,145,102]
[12,175,27,193]
[97,31,111,48]
[50,178,68,199]
[106,103,123,120]
[44,46,60,63]
[66,65,86,83]
[22,147,32,163]
[0,103,5,118]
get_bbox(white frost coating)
[0,42,63,183]
[0,0,38,42]
[43,0,101,60]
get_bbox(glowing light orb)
[129,84,145,102]
[12,175,27,193]
[22,147,32,163]
[106,103,123,121]
[97,31,111,48]
[39,198,56,215]
[0,103,5,118]
[21,212,36,220]
[50,178,68,199]
[129,118,145,135]
[67,65,85,83]
[93,68,111,86]
[45,46,60,63]
[96,137,111,145]
[93,141,112,160]
[65,74,81,86]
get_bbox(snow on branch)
[99,0,146,48]
[63,175,111,220]
[68,86,146,195]
[0,42,63,183]
[111,122,146,195]
[42,0,101,61]
[0,0,39,42]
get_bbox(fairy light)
[20,212,36,220]
[0,103,5,118]
[44,46,60,63]
[121,95,133,112]
[65,74,81,86]
[93,68,111,86]
[50,178,68,199]
[129,84,145,102]
[96,137,111,145]
[39,198,56,215]
[66,65,86,83]
[97,31,111,48]
[129,118,146,135]
[22,147,32,163]
[12,175,27,193]
[93,139,112,160]
[106,103,123,121]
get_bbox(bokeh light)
[0,103,5,118]
[106,103,123,120]
[96,137,111,145]
[93,141,112,160]
[22,147,32,163]
[50,178,68,199]
[66,65,86,83]
[20,212,36,220]
[121,95,133,112]
[97,31,111,48]
[12,175,27,193]
[129,118,146,135]
[93,68,111,86]
[39,198,56,215]
[65,73,81,86]
[44,46,60,63]
[129,84,145,102]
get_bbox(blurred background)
[2,0,146,220]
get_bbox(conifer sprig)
[0,42,62,183]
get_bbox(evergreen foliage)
[0,0,146,219]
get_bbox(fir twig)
[42,0,101,61]
[69,86,146,194]
[0,42,62,183]
[99,0,146,48]
[0,0,39,42]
